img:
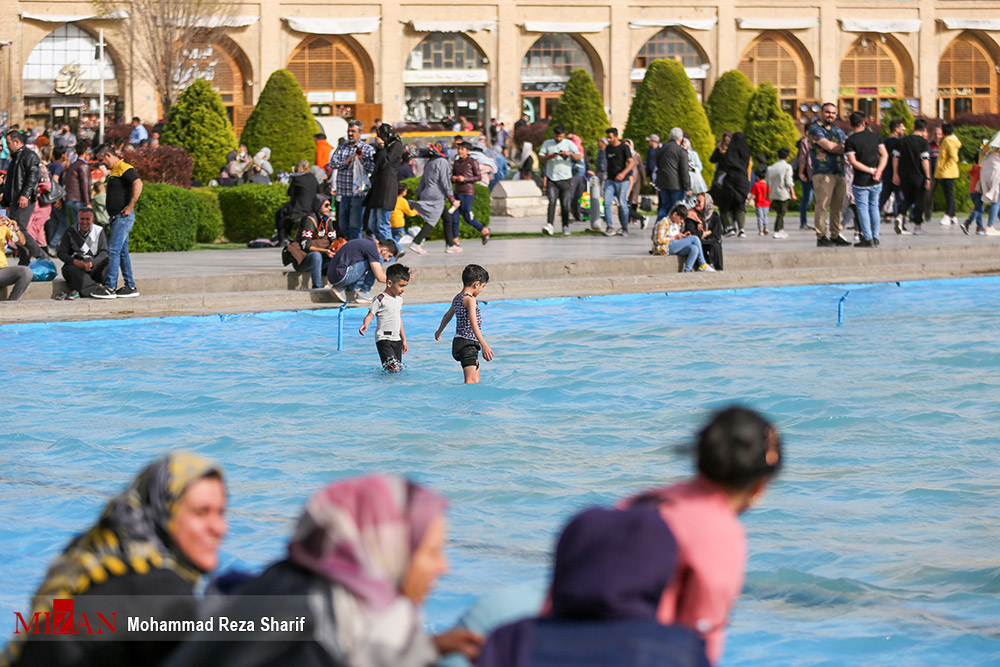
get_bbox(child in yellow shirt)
[391,184,417,243]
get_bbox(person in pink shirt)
[624,406,783,664]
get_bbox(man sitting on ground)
[326,238,399,304]
[56,207,108,299]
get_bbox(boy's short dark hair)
[777,147,790,160]
[53,146,66,160]
[386,263,410,283]
[605,127,618,136]
[77,139,90,154]
[671,204,688,218]
[398,184,408,195]
[755,165,767,180]
[888,119,904,133]
[93,143,116,160]
[913,119,928,132]
[849,111,866,128]
[552,125,566,135]
[462,264,489,286]
[697,406,782,491]
[377,239,400,256]
[942,123,954,136]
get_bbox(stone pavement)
[2,214,998,324]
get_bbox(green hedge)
[399,177,491,240]
[131,183,199,252]
[190,187,225,243]
[216,183,289,242]
[953,126,993,164]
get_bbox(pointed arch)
[739,31,814,115]
[287,34,374,108]
[632,28,708,99]
[938,31,998,117]
[838,34,913,118]
[520,33,602,120]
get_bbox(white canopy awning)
[840,19,922,34]
[628,19,716,31]
[179,15,259,28]
[283,16,380,35]
[938,18,1000,31]
[409,20,496,32]
[522,21,608,33]
[631,66,707,81]
[20,10,127,22]
[403,69,490,84]
[737,18,817,30]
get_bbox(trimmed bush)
[131,183,199,252]
[705,70,754,141]
[126,146,193,187]
[513,121,549,151]
[954,125,993,164]
[880,99,914,137]
[951,113,1000,130]
[161,79,237,185]
[216,183,289,242]
[400,177,490,240]
[240,70,315,173]
[190,187,225,243]
[546,69,609,162]
[624,59,715,183]
[743,83,801,161]
[105,122,155,142]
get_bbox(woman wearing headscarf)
[408,142,460,255]
[2,452,226,667]
[518,141,539,186]
[478,506,709,667]
[164,474,481,667]
[253,147,274,178]
[685,192,724,270]
[978,132,1000,232]
[364,124,406,242]
[683,137,708,195]
[715,132,751,237]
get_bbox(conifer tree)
[240,69,316,172]
[743,83,802,160]
[161,79,237,184]
[547,69,609,161]
[705,70,754,141]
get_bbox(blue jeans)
[657,188,685,220]
[967,193,984,229]
[391,227,405,242]
[66,200,86,225]
[105,211,136,290]
[368,208,392,241]
[451,193,483,237]
[798,178,814,228]
[48,203,69,247]
[603,179,630,230]
[341,195,367,240]
[332,260,375,294]
[988,200,1000,228]
[293,251,324,288]
[853,183,882,241]
[668,236,706,272]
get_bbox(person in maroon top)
[63,139,92,227]
[450,142,490,245]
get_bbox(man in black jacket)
[655,127,690,220]
[0,130,46,265]
[56,207,109,298]
[277,160,318,245]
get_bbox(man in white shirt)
[537,125,582,235]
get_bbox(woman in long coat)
[364,124,406,241]
[408,142,460,254]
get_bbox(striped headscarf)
[1,452,223,667]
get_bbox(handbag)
[639,196,653,212]
[39,179,66,206]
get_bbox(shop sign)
[938,88,952,96]
[524,81,566,93]
[54,63,86,96]
[857,87,877,95]
[839,87,855,96]
[334,91,357,102]
[307,91,334,103]
[954,87,972,95]
[878,87,897,96]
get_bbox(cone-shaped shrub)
[705,70,754,141]
[240,69,316,172]
[161,79,237,184]
[546,69,610,162]
[743,83,802,160]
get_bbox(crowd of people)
[1,406,783,667]
[0,123,145,301]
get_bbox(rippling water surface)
[2,278,999,665]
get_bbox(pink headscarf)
[287,475,447,612]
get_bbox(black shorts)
[452,337,480,368]
[376,339,403,366]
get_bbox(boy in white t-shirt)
[359,263,410,372]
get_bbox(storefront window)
[22,23,118,137]
[404,33,489,125]
[521,34,596,121]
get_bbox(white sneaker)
[698,263,716,272]
[986,227,1000,236]
[409,243,426,254]
[773,230,788,239]
[353,292,372,304]
[542,224,554,235]
[398,234,413,245]
[445,245,464,253]
[330,286,348,302]
[939,216,952,225]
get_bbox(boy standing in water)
[435,264,494,384]
[359,263,410,372]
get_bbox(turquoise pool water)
[2,278,999,665]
